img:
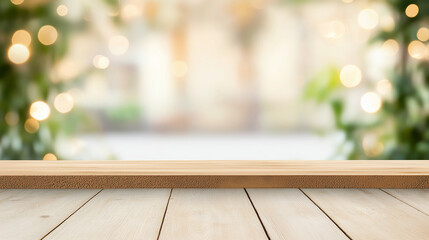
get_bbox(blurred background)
[1,0,429,160]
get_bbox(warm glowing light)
[382,39,399,56]
[408,40,427,59]
[93,55,110,69]
[24,118,39,134]
[322,21,345,39]
[358,9,379,30]
[405,4,419,18]
[340,65,361,88]
[38,25,58,45]
[30,101,50,121]
[380,16,395,32]
[56,4,68,16]
[5,112,19,126]
[342,0,353,3]
[362,133,384,157]
[417,27,429,42]
[171,61,188,78]
[7,44,30,64]
[109,35,129,55]
[10,0,24,5]
[54,60,78,81]
[54,93,74,113]
[377,79,392,96]
[122,4,140,19]
[12,30,31,47]
[43,153,57,161]
[361,92,382,113]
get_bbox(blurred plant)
[0,0,119,160]
[306,0,429,159]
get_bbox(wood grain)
[44,189,171,240]
[382,189,429,215]
[1,161,429,188]
[158,189,268,240]
[0,189,99,240]
[302,189,429,240]
[246,189,348,240]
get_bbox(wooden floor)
[1,189,429,240]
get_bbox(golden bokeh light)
[405,4,419,18]
[342,0,354,3]
[43,153,57,161]
[56,4,68,16]
[38,25,58,45]
[322,21,345,39]
[358,9,379,30]
[30,101,50,121]
[24,118,39,134]
[93,55,110,69]
[109,35,129,55]
[122,4,140,19]
[376,79,392,96]
[380,16,395,32]
[362,133,384,157]
[54,92,74,113]
[54,60,78,82]
[7,44,30,64]
[10,0,24,5]
[382,39,399,56]
[340,65,362,88]
[5,112,19,126]
[361,92,382,113]
[12,30,32,47]
[408,40,427,59]
[417,27,429,42]
[172,61,188,78]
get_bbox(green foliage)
[306,0,429,160]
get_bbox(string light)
[379,16,395,32]
[29,101,50,121]
[10,0,24,5]
[93,55,110,69]
[361,92,382,113]
[408,40,427,59]
[340,65,361,88]
[362,133,384,157]
[376,79,392,96]
[43,153,57,161]
[38,25,58,45]
[382,39,399,56]
[358,9,379,30]
[405,4,419,18]
[417,27,429,42]
[5,112,19,126]
[7,44,30,64]
[109,35,129,55]
[24,118,39,134]
[322,21,345,39]
[12,30,31,46]
[56,5,68,16]
[54,93,74,113]
[171,61,188,78]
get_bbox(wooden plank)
[246,189,348,240]
[44,189,171,240]
[382,189,429,215]
[1,160,429,188]
[302,189,429,240]
[0,189,99,240]
[158,189,267,240]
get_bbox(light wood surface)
[1,160,429,188]
[44,189,171,240]
[246,189,348,240]
[382,189,429,215]
[0,189,99,240]
[302,189,429,240]
[158,189,268,240]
